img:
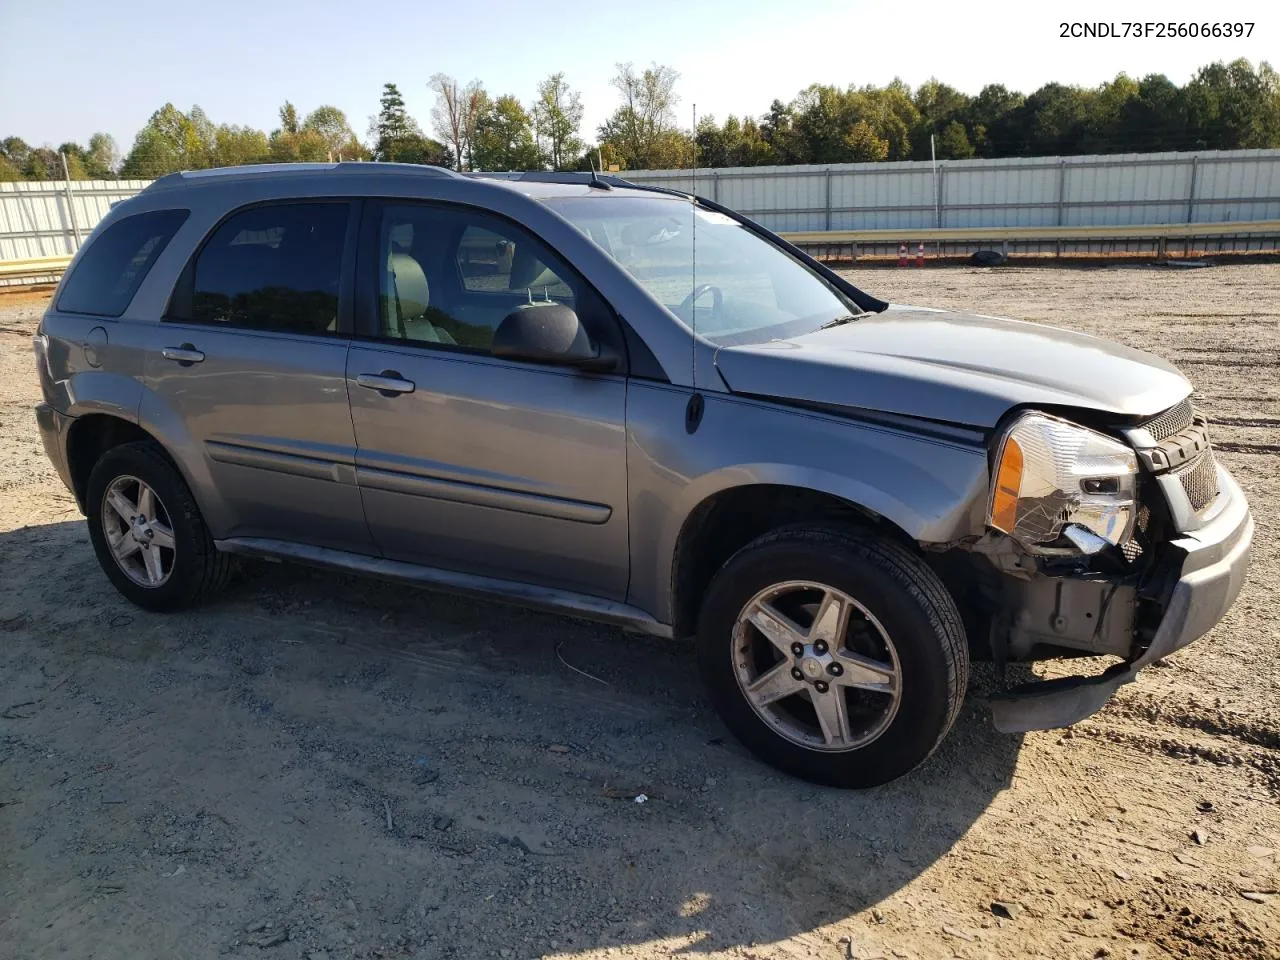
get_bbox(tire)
[696,524,968,788]
[86,440,231,612]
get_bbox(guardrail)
[780,219,1280,245]
[0,255,73,285]
[783,219,1280,259]
[2,218,1278,288]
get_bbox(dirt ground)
[1,265,1277,960]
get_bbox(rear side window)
[181,202,348,335]
[56,209,189,317]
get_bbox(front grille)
[1144,399,1195,441]
[1176,449,1219,511]
[1121,504,1151,562]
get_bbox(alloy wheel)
[100,475,176,588]
[732,580,902,751]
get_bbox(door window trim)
[353,197,634,375]
[163,197,361,338]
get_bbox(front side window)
[182,202,348,334]
[545,196,864,345]
[376,204,600,353]
[57,208,189,317]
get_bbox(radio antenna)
[690,102,698,391]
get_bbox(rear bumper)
[35,402,76,500]
[990,464,1253,733]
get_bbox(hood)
[713,305,1191,429]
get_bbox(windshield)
[544,195,863,345]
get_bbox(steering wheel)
[678,283,724,320]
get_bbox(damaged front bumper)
[989,464,1253,733]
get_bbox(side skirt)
[215,536,673,639]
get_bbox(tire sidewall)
[86,444,209,611]
[697,534,959,788]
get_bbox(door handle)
[355,371,415,396]
[161,344,205,366]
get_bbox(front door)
[145,200,373,552]
[346,200,630,599]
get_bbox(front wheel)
[696,525,969,788]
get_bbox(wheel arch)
[65,414,159,511]
[667,472,934,642]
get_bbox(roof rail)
[332,161,458,178]
[467,171,639,189]
[143,161,460,193]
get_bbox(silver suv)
[33,163,1253,787]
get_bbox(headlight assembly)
[988,412,1138,552]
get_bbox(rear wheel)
[86,441,231,611]
[696,525,968,788]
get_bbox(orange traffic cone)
[915,242,925,267]
[897,243,908,267]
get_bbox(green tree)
[472,95,541,171]
[1,137,33,175]
[574,141,626,172]
[533,73,584,171]
[911,79,971,159]
[121,104,216,176]
[735,117,775,166]
[964,84,1026,156]
[303,105,362,160]
[864,80,919,160]
[694,114,730,168]
[279,101,300,135]
[793,85,862,163]
[56,143,90,178]
[1080,73,1141,152]
[791,82,916,164]
[934,120,974,159]
[372,83,414,160]
[1121,74,1188,152]
[1022,82,1091,155]
[1185,59,1280,150]
[86,133,120,177]
[267,101,323,161]
[25,147,63,180]
[599,62,681,169]
[696,114,778,168]
[843,119,889,161]
[370,83,451,166]
[216,125,270,165]
[760,100,803,163]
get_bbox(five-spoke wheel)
[734,581,901,751]
[697,525,969,788]
[86,441,231,611]
[100,475,177,587]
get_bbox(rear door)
[146,200,374,552]
[345,199,630,599]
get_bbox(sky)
[0,0,1274,155]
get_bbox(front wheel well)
[66,415,157,509]
[670,484,913,640]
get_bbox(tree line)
[3,58,1277,182]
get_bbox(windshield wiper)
[818,312,872,330]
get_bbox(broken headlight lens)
[988,412,1138,551]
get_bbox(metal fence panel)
[0,179,153,261]
[3,151,1280,269]
[622,149,1280,234]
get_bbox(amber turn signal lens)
[990,435,1023,533]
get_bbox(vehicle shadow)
[0,518,1023,958]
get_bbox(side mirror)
[492,302,617,372]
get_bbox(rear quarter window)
[56,209,189,317]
